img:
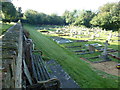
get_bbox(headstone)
[87,31,90,35]
[78,31,81,35]
[56,30,61,33]
[70,29,73,37]
[96,34,100,37]
[73,35,77,38]
[100,40,111,61]
[102,40,109,55]
[88,44,95,52]
[91,34,95,40]
[107,32,112,41]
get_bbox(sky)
[12,0,119,15]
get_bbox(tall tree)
[91,2,120,30]
[62,10,78,25]
[50,13,64,25]
[24,9,38,24]
[2,2,17,21]
[74,10,95,27]
[24,10,64,25]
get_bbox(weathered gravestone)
[107,32,112,42]
[91,34,95,40]
[100,40,111,61]
[88,44,95,52]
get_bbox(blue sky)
[12,0,119,15]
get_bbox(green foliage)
[90,12,111,27]
[62,10,78,24]
[62,10,95,27]
[99,3,116,13]
[2,23,14,34]
[24,9,38,24]
[74,10,95,27]
[2,2,17,21]
[91,2,120,31]
[50,13,64,25]
[24,9,64,25]
[23,2,119,31]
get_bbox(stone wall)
[2,23,23,88]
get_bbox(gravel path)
[46,60,80,88]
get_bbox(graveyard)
[23,24,120,88]
[1,23,120,88]
[1,1,120,89]
[34,25,120,64]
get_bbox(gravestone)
[91,34,95,40]
[100,40,111,61]
[73,35,77,38]
[96,34,100,37]
[78,31,81,35]
[87,31,90,35]
[88,44,95,52]
[56,30,61,33]
[107,32,112,42]
[70,29,73,37]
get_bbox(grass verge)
[1,22,15,34]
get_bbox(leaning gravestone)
[100,40,111,61]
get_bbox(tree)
[62,10,78,25]
[2,2,17,22]
[110,2,120,30]
[24,10,64,25]
[90,12,111,28]
[50,13,64,25]
[91,2,120,30]
[74,10,95,27]
[24,9,38,24]
[17,7,23,19]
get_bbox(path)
[46,60,80,88]
[80,58,119,76]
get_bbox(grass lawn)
[60,40,120,63]
[23,24,119,88]
[1,22,15,35]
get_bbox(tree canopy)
[62,10,78,25]
[1,1,119,31]
[2,2,17,20]
[90,2,120,30]
[74,10,95,27]
[1,2,20,23]
[24,9,64,25]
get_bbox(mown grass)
[60,40,119,62]
[23,24,119,88]
[1,22,15,34]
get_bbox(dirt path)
[80,58,119,76]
